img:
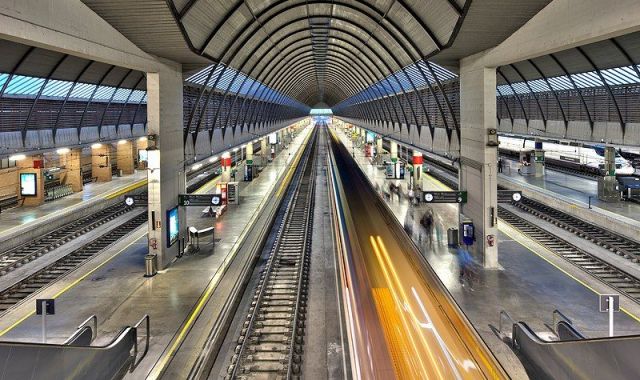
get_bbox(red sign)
[222,157,232,168]
[412,155,423,165]
[33,160,43,169]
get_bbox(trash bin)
[447,228,459,248]
[144,254,157,277]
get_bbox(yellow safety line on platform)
[426,173,640,324]
[0,228,147,337]
[500,225,640,323]
[104,179,147,199]
[148,127,313,379]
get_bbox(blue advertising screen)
[166,206,179,247]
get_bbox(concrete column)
[412,150,423,190]
[91,143,112,182]
[390,141,398,163]
[146,67,186,269]
[117,140,135,175]
[376,136,383,156]
[59,149,83,192]
[533,138,545,178]
[261,138,268,166]
[459,61,499,268]
[245,142,253,164]
[221,152,232,183]
[16,155,44,206]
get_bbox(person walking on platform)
[456,245,475,290]
[420,209,434,247]
[497,157,504,173]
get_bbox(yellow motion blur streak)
[371,235,450,380]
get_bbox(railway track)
[498,206,640,303]
[227,131,317,379]
[514,198,640,262]
[0,211,147,313]
[421,153,640,301]
[0,203,135,276]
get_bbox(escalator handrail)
[131,314,150,371]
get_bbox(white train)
[498,135,636,175]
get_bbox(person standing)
[497,157,504,173]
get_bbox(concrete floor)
[332,126,640,379]
[0,170,147,235]
[0,126,315,379]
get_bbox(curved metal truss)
[168,0,471,108]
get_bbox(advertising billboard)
[166,206,179,247]
[20,173,37,196]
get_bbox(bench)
[201,204,226,218]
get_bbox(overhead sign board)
[498,190,522,203]
[179,194,223,207]
[423,191,467,203]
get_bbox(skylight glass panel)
[70,82,96,99]
[7,75,44,95]
[42,80,73,98]
[528,79,550,92]
[547,76,573,91]
[496,85,514,95]
[128,90,146,103]
[0,73,8,89]
[93,85,116,101]
[112,88,132,102]
[572,72,603,88]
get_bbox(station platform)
[0,171,147,236]
[0,125,314,379]
[499,159,640,223]
[332,126,640,378]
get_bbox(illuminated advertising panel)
[20,173,37,196]
[166,206,179,247]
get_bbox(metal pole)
[609,296,614,337]
[588,196,592,209]
[41,301,46,343]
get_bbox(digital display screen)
[138,149,148,162]
[166,206,179,247]
[20,173,37,196]
[366,131,375,143]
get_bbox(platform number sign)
[211,194,222,206]
[423,191,467,203]
[36,299,55,315]
[125,196,135,206]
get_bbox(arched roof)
[166,0,471,106]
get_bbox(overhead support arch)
[52,60,95,143]
[497,68,529,127]
[21,54,69,145]
[527,59,569,131]
[509,63,547,130]
[549,53,594,134]
[575,46,626,133]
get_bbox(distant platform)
[0,171,147,237]
[499,159,640,223]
